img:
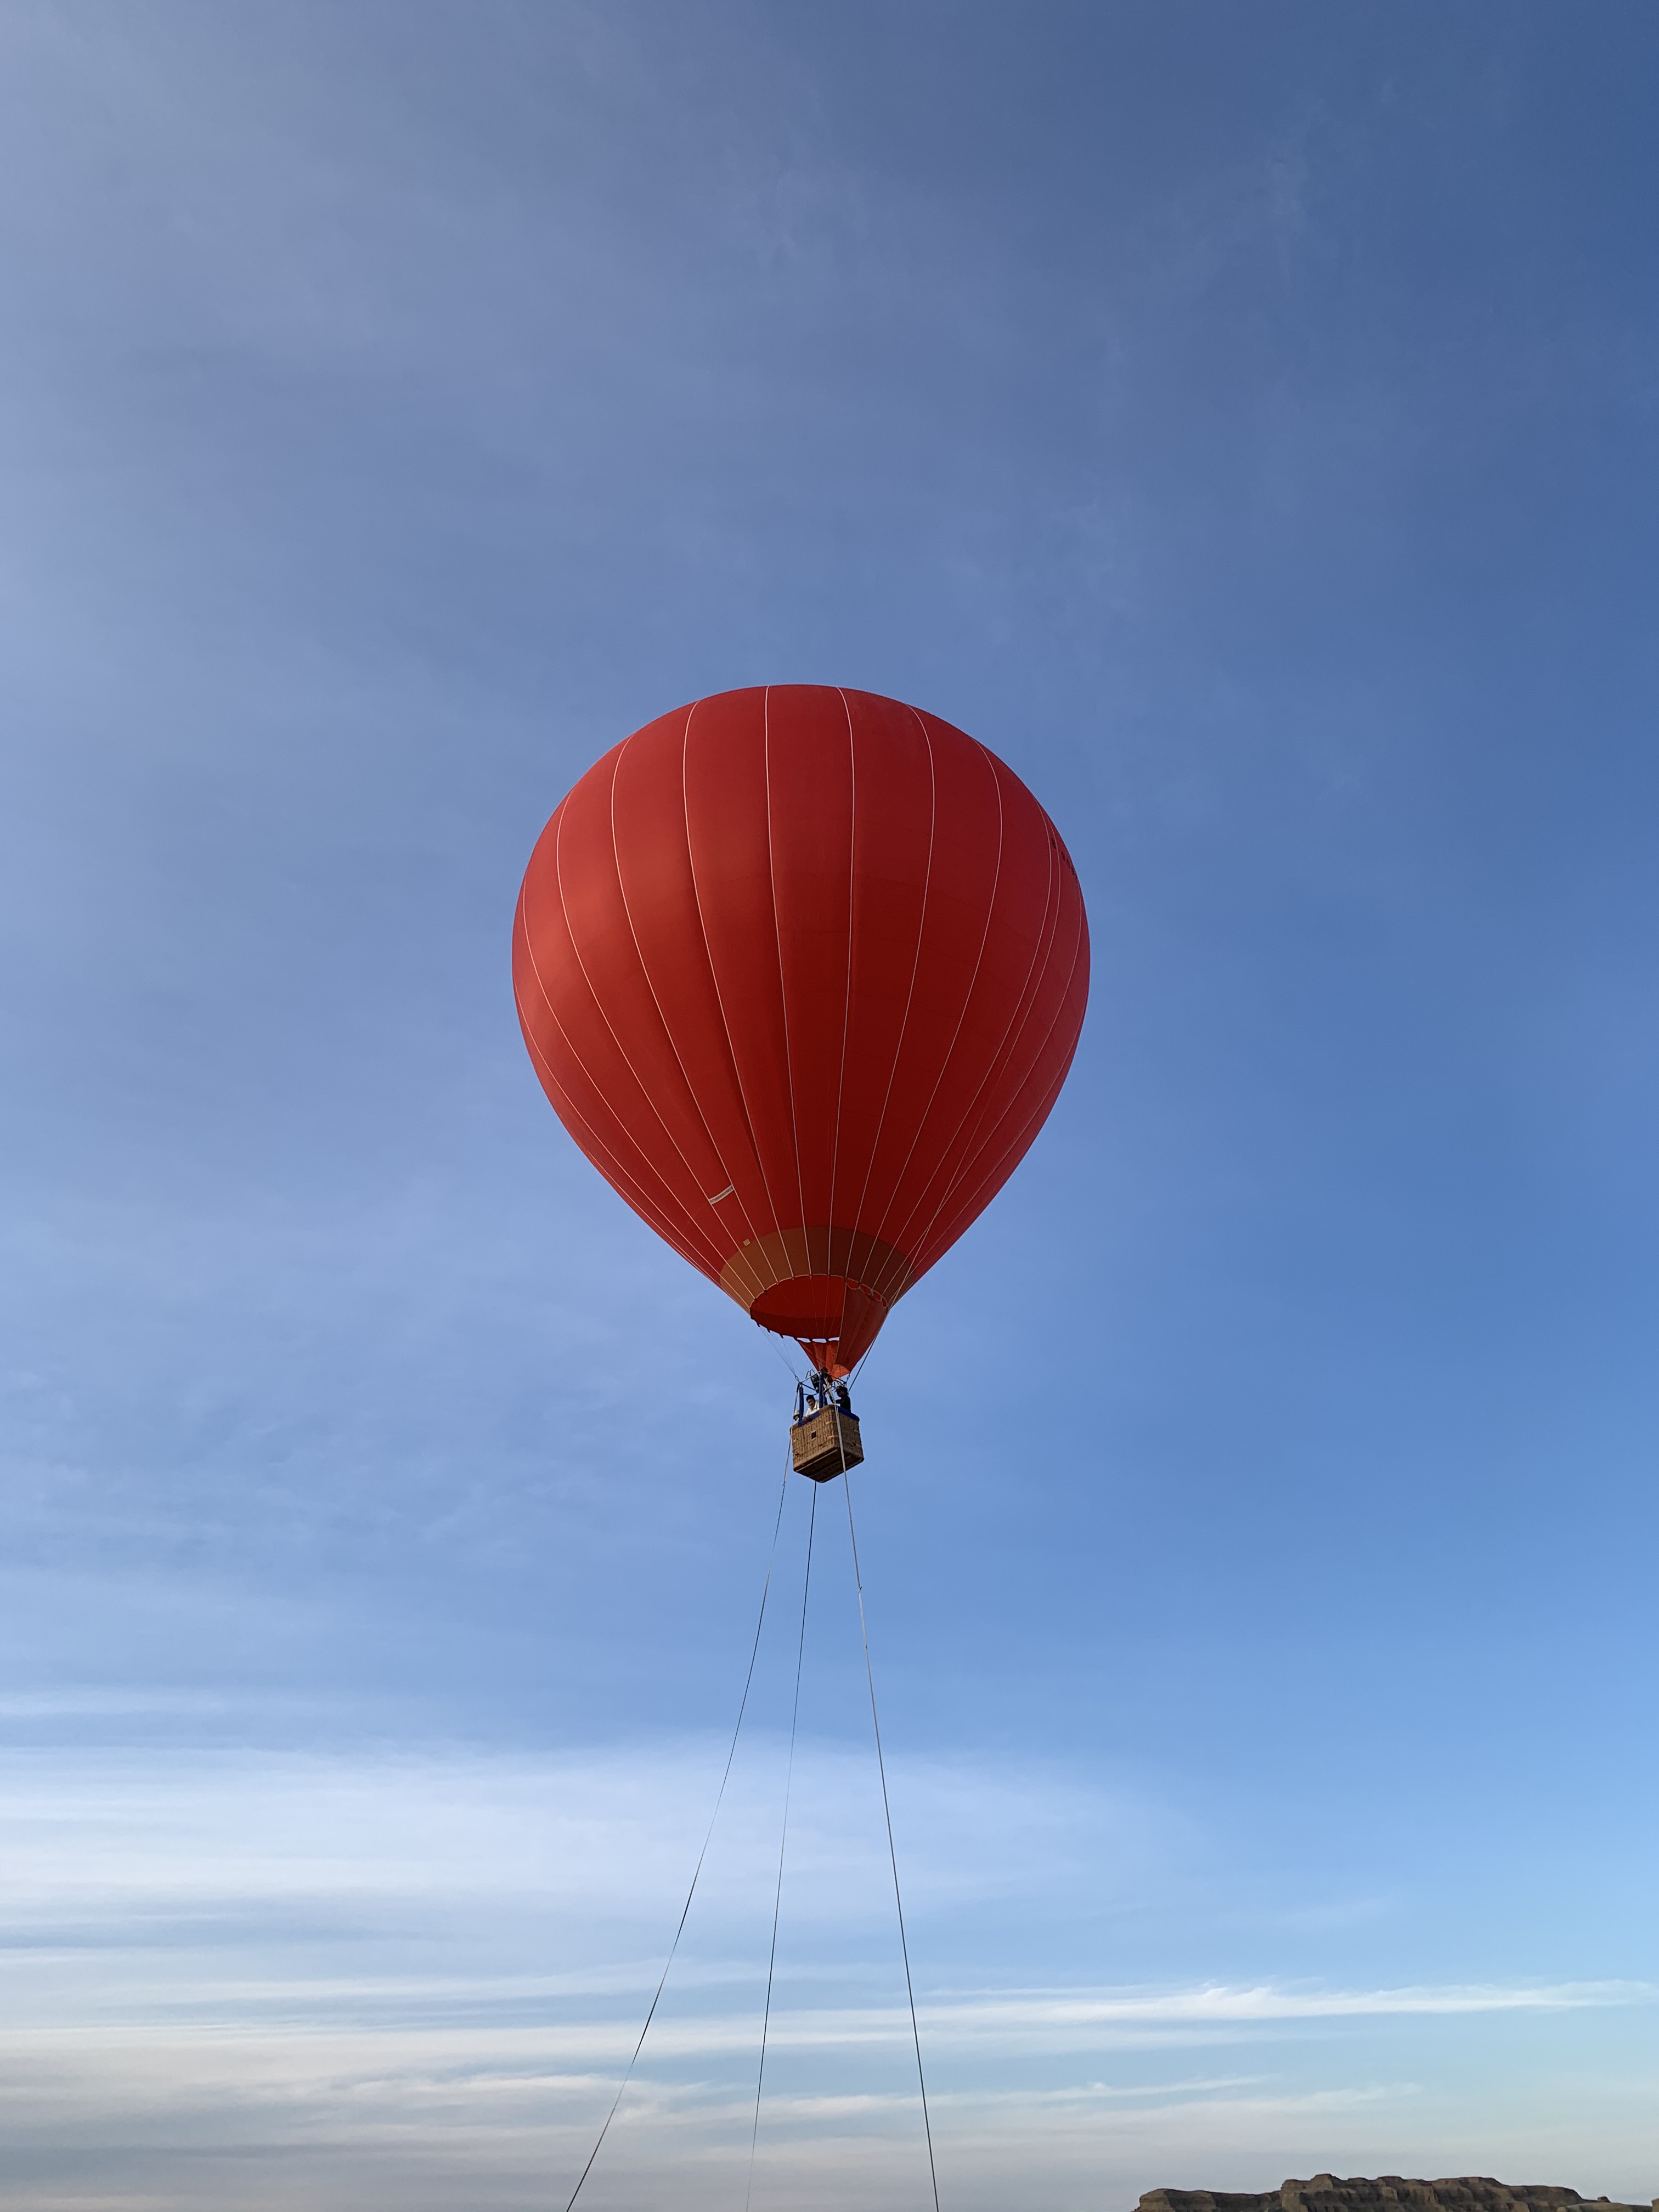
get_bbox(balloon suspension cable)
[560,1457,793,2212]
[766,1331,809,1387]
[745,1480,816,2212]
[843,1470,941,2212]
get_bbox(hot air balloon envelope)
[514,686,1088,1374]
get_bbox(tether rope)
[744,1479,817,2212]
[843,1469,941,2212]
[560,1457,793,2212]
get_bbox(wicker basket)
[789,1407,864,1481]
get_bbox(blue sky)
[2,3,1657,2205]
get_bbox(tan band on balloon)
[718,1225,914,1309]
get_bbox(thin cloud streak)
[917,1979,1656,2029]
[0,1736,1171,1918]
[1,1974,1640,2056]
[0,2030,1426,2212]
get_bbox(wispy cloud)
[0,2026,1421,2212]
[915,1979,1654,2035]
[2,1733,1650,2208]
[0,1735,1173,1926]
[0,2012,1636,2212]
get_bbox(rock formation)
[1136,2180,1656,2212]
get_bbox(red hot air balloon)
[512,686,1088,1389]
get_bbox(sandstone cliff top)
[1137,2179,1657,2212]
